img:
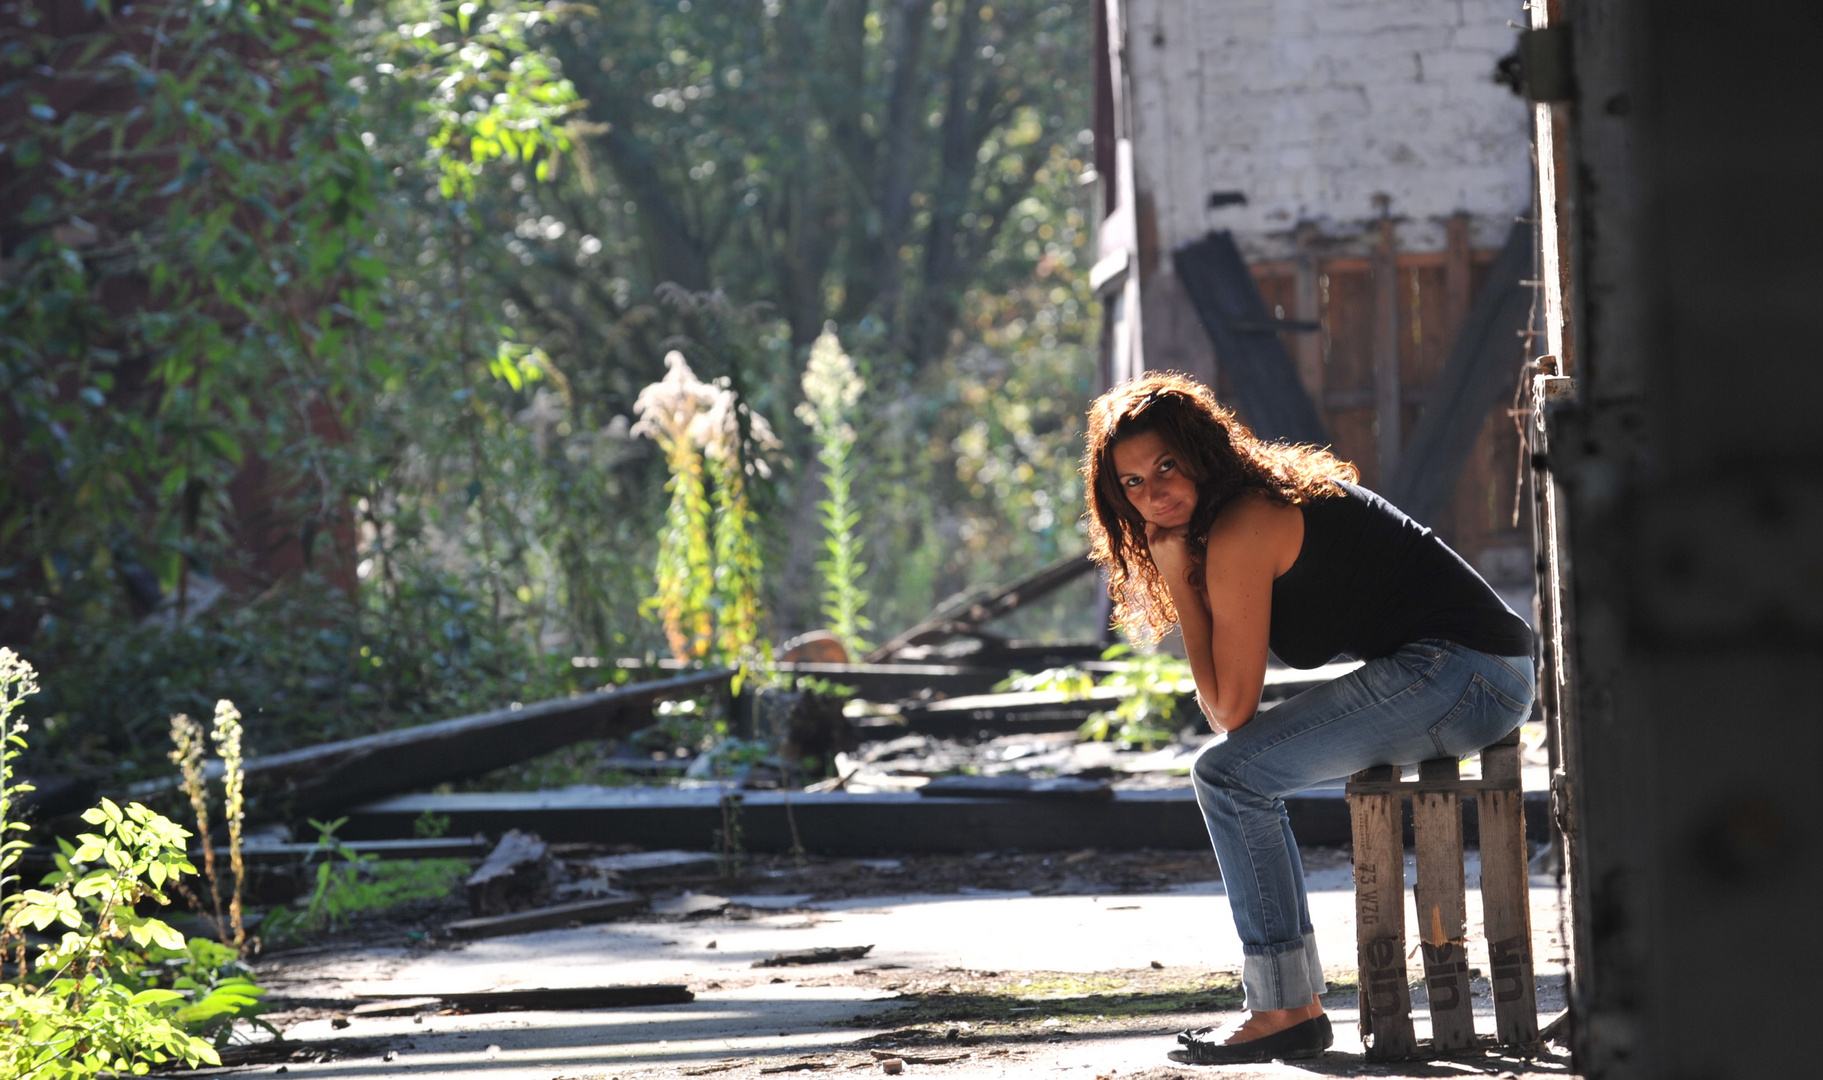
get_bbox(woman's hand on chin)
[1146,520,1191,583]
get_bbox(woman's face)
[1111,430,1197,530]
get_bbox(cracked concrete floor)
[230,854,1574,1080]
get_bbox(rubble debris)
[358,984,692,1011]
[467,829,554,916]
[752,945,875,967]
[445,892,647,940]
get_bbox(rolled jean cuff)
[1240,931,1327,1011]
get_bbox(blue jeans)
[1191,639,1536,1011]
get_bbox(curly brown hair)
[1084,372,1358,644]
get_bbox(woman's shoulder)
[1205,490,1303,567]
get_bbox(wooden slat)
[1382,220,1534,524]
[1349,766,1417,1061]
[1371,215,1402,477]
[1479,738,1540,1046]
[1412,758,1476,1051]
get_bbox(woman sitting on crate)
[1084,373,1534,1065]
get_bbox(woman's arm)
[1147,523,1221,728]
[1197,496,1302,732]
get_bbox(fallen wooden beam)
[443,892,649,940]
[348,784,1545,852]
[237,668,733,819]
[342,784,1549,854]
[918,775,1113,801]
[863,552,1097,663]
[359,984,692,1010]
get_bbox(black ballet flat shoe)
[1167,1015,1331,1065]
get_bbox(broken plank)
[753,945,874,967]
[444,892,648,940]
[361,984,693,1011]
[241,669,734,818]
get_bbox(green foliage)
[0,796,257,1077]
[6,0,1099,778]
[996,647,1189,749]
[994,665,1096,699]
[376,0,581,200]
[2,0,384,623]
[0,650,39,903]
[632,352,775,666]
[798,329,872,654]
[261,818,466,946]
[1078,646,1193,749]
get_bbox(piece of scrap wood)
[651,892,730,917]
[360,985,692,1011]
[444,892,647,940]
[869,1049,966,1065]
[917,774,1112,801]
[587,849,721,882]
[759,1060,837,1073]
[467,829,553,916]
[349,997,440,1017]
[752,945,874,968]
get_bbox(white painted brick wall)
[1126,0,1529,260]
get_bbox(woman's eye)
[1158,460,1175,474]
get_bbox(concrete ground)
[236,852,1574,1080]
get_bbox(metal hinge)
[1520,25,1575,103]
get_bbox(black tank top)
[1268,482,1533,668]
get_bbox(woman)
[1084,373,1534,1065]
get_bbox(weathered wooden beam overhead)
[1383,220,1534,525]
[1172,230,1331,447]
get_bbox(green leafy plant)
[994,666,1097,699]
[797,328,872,655]
[1,650,40,922]
[1080,645,1193,749]
[0,795,231,1077]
